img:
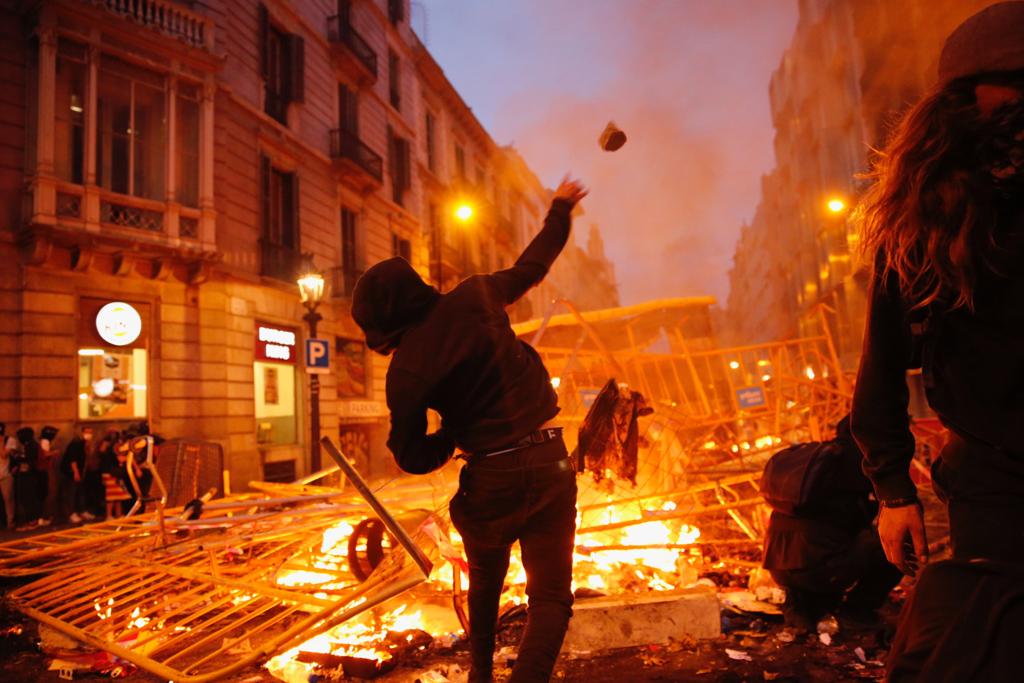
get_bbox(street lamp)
[826,197,846,214]
[297,267,326,471]
[454,202,474,222]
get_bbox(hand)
[878,502,928,576]
[554,176,589,208]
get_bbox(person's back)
[390,274,557,456]
[354,178,587,683]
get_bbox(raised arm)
[488,177,588,305]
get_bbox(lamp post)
[297,268,325,472]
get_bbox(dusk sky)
[415,0,799,305]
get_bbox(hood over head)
[352,258,440,355]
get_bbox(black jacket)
[353,199,574,474]
[851,216,1024,502]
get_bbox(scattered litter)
[816,615,839,635]
[855,646,867,663]
[764,672,782,681]
[415,671,451,683]
[818,632,832,646]
[775,630,796,643]
[725,648,753,661]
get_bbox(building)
[725,0,996,365]
[0,0,608,487]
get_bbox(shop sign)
[339,400,388,419]
[255,324,297,363]
[95,302,143,347]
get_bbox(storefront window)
[254,323,298,446]
[78,348,148,419]
[77,298,150,421]
[336,337,368,398]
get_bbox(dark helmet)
[16,427,35,445]
[40,425,59,441]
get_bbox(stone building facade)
[725,0,995,365]
[0,0,617,486]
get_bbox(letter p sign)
[305,338,330,374]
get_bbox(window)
[338,83,358,133]
[341,207,360,295]
[387,127,410,206]
[260,156,300,280]
[424,112,436,172]
[336,337,368,398]
[55,40,86,184]
[176,84,201,207]
[388,49,401,110]
[388,0,404,25]
[475,166,485,188]
[259,4,305,125]
[77,298,150,421]
[97,56,166,200]
[78,348,148,420]
[254,323,298,446]
[392,233,411,261]
[454,144,466,180]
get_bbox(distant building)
[0,0,593,485]
[725,0,995,366]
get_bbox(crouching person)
[352,178,587,683]
[761,416,902,631]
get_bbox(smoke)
[426,0,798,304]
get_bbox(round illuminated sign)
[95,302,142,347]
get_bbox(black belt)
[472,426,564,459]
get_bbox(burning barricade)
[0,299,859,681]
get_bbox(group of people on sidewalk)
[0,421,158,531]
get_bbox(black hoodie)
[353,199,574,474]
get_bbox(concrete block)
[561,586,720,653]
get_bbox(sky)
[414,0,799,305]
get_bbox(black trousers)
[449,437,577,683]
[770,528,902,622]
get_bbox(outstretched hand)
[554,176,589,208]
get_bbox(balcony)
[260,241,303,283]
[330,128,384,191]
[329,265,364,299]
[326,15,377,83]
[96,0,214,51]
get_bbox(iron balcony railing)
[329,128,384,182]
[260,240,303,283]
[326,15,377,78]
[329,265,364,298]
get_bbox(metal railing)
[329,128,383,182]
[260,240,303,282]
[94,0,213,50]
[326,15,377,77]
[329,265,364,298]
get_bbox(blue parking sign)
[305,338,330,374]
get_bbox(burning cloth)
[574,379,653,484]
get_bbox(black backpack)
[760,441,840,516]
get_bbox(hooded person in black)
[353,177,587,683]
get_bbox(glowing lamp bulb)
[550,376,561,389]
[454,204,474,222]
[827,198,846,213]
[728,361,740,370]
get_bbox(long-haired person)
[852,3,1024,680]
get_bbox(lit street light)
[826,197,846,214]
[297,266,326,471]
[454,203,474,222]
